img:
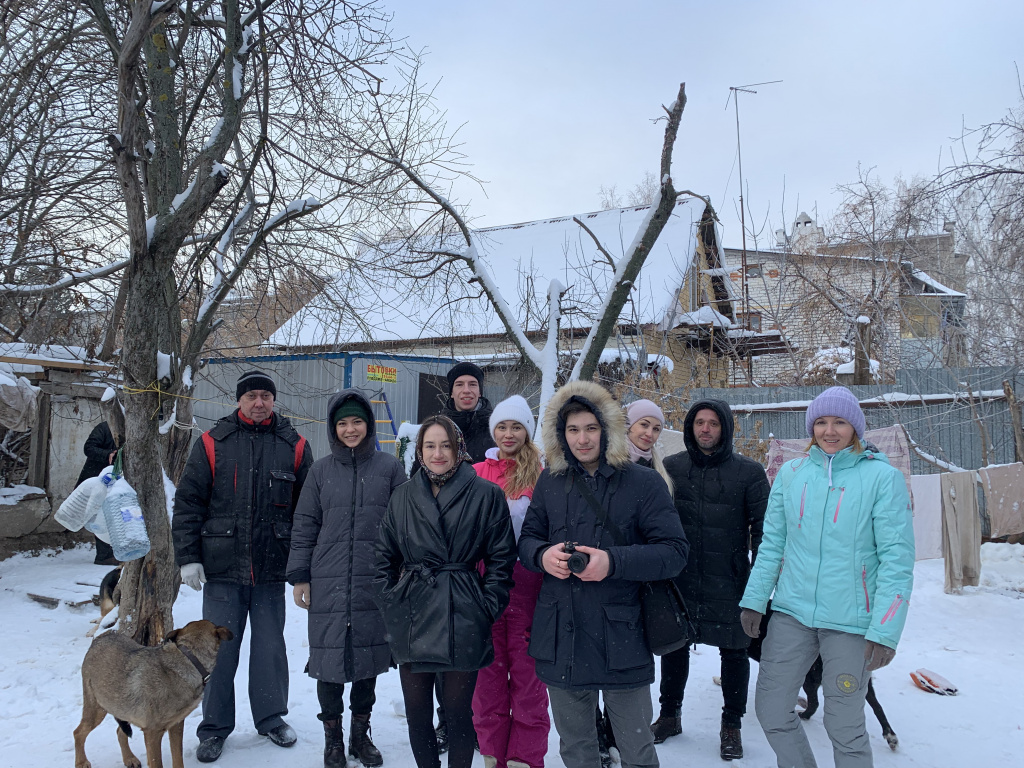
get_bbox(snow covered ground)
[1,543,1021,768]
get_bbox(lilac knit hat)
[805,386,865,438]
[626,399,665,427]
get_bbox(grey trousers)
[754,611,872,768]
[547,685,658,768]
[198,581,289,739]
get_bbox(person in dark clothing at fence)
[75,421,120,565]
[518,381,688,768]
[287,390,406,768]
[657,399,769,760]
[172,370,313,763]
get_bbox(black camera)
[564,541,590,574]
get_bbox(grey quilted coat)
[286,389,406,684]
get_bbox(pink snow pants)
[473,561,549,768]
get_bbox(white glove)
[181,563,207,591]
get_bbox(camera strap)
[573,470,627,548]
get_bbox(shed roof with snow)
[267,200,706,349]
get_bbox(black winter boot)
[720,725,743,760]
[322,718,346,768]
[349,713,384,767]
[651,714,682,744]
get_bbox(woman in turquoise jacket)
[739,386,914,768]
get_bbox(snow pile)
[595,349,674,372]
[1,542,1022,767]
[974,542,1024,595]
[396,421,420,475]
[674,305,734,328]
[804,346,880,380]
[0,484,44,505]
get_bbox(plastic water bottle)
[84,498,111,543]
[54,477,106,531]
[101,476,150,562]
[82,467,116,543]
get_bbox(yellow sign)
[367,364,397,383]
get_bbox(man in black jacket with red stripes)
[172,370,313,763]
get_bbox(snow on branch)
[0,258,129,296]
[189,197,320,357]
[383,155,545,371]
[571,82,690,382]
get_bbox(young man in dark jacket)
[518,381,689,768]
[172,370,313,763]
[440,361,495,463]
[657,399,769,760]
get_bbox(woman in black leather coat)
[374,415,516,768]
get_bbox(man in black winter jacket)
[519,381,688,768]
[656,399,769,760]
[172,370,313,763]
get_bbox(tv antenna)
[725,80,781,332]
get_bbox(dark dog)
[87,566,121,638]
[74,619,233,768]
[748,608,898,751]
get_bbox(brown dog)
[74,619,233,768]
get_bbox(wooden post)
[1003,379,1024,464]
[26,391,51,489]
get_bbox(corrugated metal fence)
[680,366,1021,473]
[193,352,454,461]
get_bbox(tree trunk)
[853,316,873,385]
[1003,379,1024,463]
[117,243,182,645]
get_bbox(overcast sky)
[383,0,1022,248]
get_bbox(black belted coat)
[373,461,516,672]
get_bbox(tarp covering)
[0,375,39,432]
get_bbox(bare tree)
[598,170,659,210]
[372,83,700,419]
[0,2,125,345]
[0,0,454,644]
[930,92,1024,366]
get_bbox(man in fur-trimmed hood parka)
[518,380,689,768]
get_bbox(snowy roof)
[910,269,966,297]
[0,342,108,376]
[672,306,734,329]
[267,200,702,348]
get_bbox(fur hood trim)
[541,380,629,474]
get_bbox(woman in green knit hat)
[287,389,407,768]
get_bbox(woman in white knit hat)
[471,395,550,768]
[739,386,915,768]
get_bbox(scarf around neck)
[416,417,472,488]
[627,438,652,464]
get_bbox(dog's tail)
[116,719,133,738]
